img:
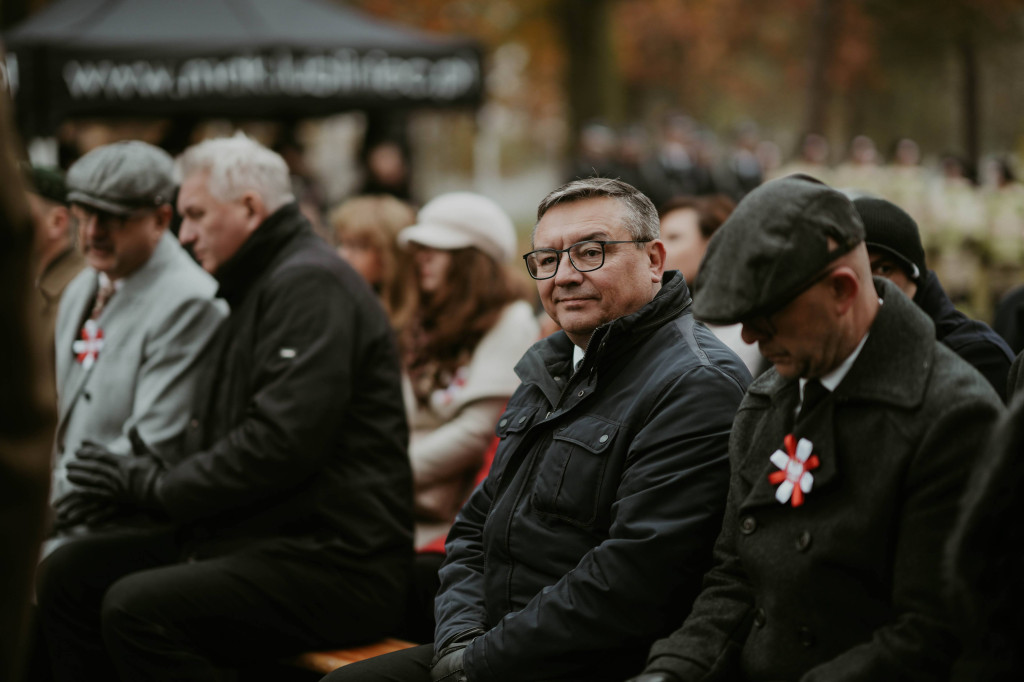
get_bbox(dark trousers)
[37,527,408,682]
[320,644,434,682]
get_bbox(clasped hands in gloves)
[430,628,486,682]
[55,427,166,530]
[428,632,679,682]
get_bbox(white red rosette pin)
[768,433,820,507]
[73,319,104,369]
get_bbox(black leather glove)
[52,489,120,531]
[66,427,165,512]
[430,628,484,682]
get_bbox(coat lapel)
[57,275,98,430]
[739,381,839,511]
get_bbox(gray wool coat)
[52,232,225,503]
[642,278,1004,682]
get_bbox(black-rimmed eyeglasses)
[523,239,651,280]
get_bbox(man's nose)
[553,251,582,285]
[178,221,195,244]
[740,322,767,345]
[82,213,103,239]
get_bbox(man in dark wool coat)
[36,133,414,681]
[630,174,1004,682]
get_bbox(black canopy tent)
[2,0,484,138]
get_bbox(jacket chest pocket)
[532,415,619,528]
[488,405,538,484]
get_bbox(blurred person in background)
[647,113,704,207]
[24,164,84,394]
[567,121,622,183]
[391,192,538,642]
[981,155,1024,322]
[330,194,417,328]
[616,124,665,205]
[660,195,763,377]
[770,131,832,185]
[36,134,414,681]
[854,196,1014,401]
[0,92,55,682]
[359,139,413,202]
[47,141,225,555]
[833,134,883,195]
[928,153,987,319]
[946,391,1024,681]
[396,191,538,551]
[882,138,931,246]
[714,121,764,202]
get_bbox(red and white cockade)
[768,434,820,507]
[73,319,105,369]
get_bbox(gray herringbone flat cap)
[693,174,865,324]
[67,141,175,215]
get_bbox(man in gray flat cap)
[47,141,225,551]
[630,174,1004,681]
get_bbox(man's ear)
[647,239,667,283]
[828,266,860,315]
[153,204,173,231]
[48,205,70,241]
[240,191,267,231]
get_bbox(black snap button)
[798,626,815,647]
[796,530,812,552]
[518,416,527,424]
[753,608,766,628]
[577,390,585,397]
[499,419,508,427]
[83,391,92,401]
[740,516,757,534]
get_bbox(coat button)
[798,626,815,647]
[753,608,766,628]
[740,516,757,534]
[599,434,609,443]
[83,391,92,401]
[795,530,812,552]
[577,390,585,397]
[518,416,527,423]
[499,419,508,427]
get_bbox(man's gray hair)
[533,177,659,246]
[175,132,294,213]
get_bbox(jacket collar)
[102,229,179,305]
[913,269,968,339]
[37,246,85,304]
[516,270,693,404]
[748,277,936,410]
[214,202,307,305]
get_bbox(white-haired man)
[37,134,415,681]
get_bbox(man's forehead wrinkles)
[535,220,616,248]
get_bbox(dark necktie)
[90,278,116,320]
[797,379,829,425]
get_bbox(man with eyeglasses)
[326,177,751,682]
[47,141,225,553]
[630,175,1004,682]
